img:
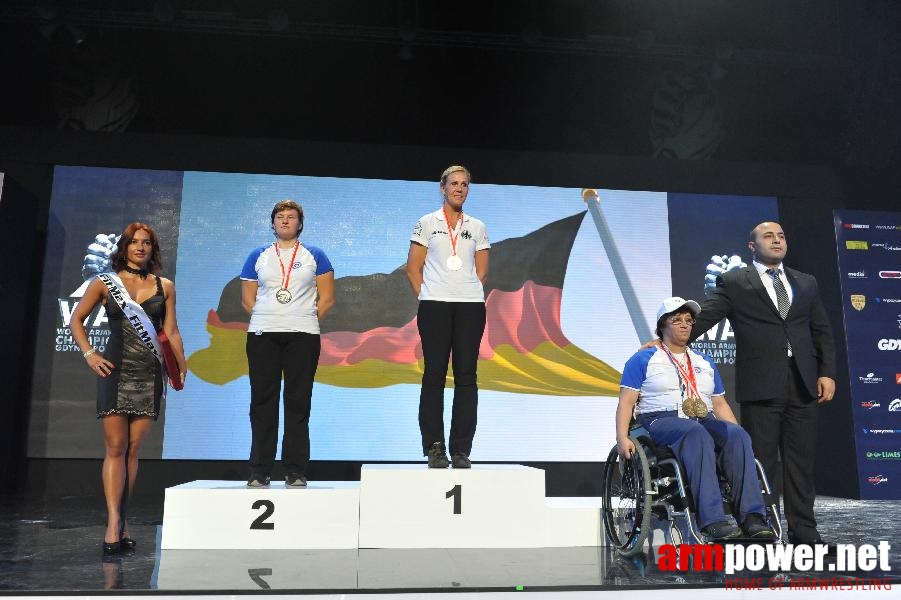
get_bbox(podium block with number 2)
[161,480,360,549]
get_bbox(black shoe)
[102,540,121,556]
[285,473,308,488]
[741,514,776,539]
[427,441,449,469]
[451,453,471,469]
[701,521,743,541]
[119,536,137,551]
[247,473,271,488]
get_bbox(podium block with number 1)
[358,464,549,548]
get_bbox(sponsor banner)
[835,209,901,498]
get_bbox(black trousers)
[417,300,487,456]
[246,331,321,476]
[740,358,819,543]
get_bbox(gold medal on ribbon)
[681,397,709,418]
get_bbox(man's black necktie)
[767,268,792,353]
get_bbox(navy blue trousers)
[638,411,766,528]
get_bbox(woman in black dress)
[71,222,186,554]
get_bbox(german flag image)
[187,211,621,396]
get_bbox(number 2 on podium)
[250,499,275,530]
[446,484,462,514]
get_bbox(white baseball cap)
[656,296,702,321]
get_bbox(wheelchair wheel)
[602,439,652,556]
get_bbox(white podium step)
[357,464,600,548]
[358,464,545,548]
[545,496,604,547]
[160,480,360,550]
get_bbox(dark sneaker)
[247,474,271,488]
[427,441,449,469]
[285,473,308,488]
[741,513,776,539]
[701,521,743,541]
[451,453,471,469]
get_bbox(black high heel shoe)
[102,540,121,556]
[119,536,136,551]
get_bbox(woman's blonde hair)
[439,165,471,186]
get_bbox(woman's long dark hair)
[110,222,163,274]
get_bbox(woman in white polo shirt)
[240,199,335,488]
[406,165,490,468]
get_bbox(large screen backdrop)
[28,166,777,461]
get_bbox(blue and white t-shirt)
[240,242,333,334]
[410,208,490,302]
[620,346,725,416]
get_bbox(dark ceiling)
[1,0,899,168]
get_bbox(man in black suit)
[690,222,836,545]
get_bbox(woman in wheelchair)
[615,297,776,542]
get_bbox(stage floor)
[0,493,899,595]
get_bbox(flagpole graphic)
[582,188,652,343]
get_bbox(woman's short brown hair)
[270,199,304,234]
